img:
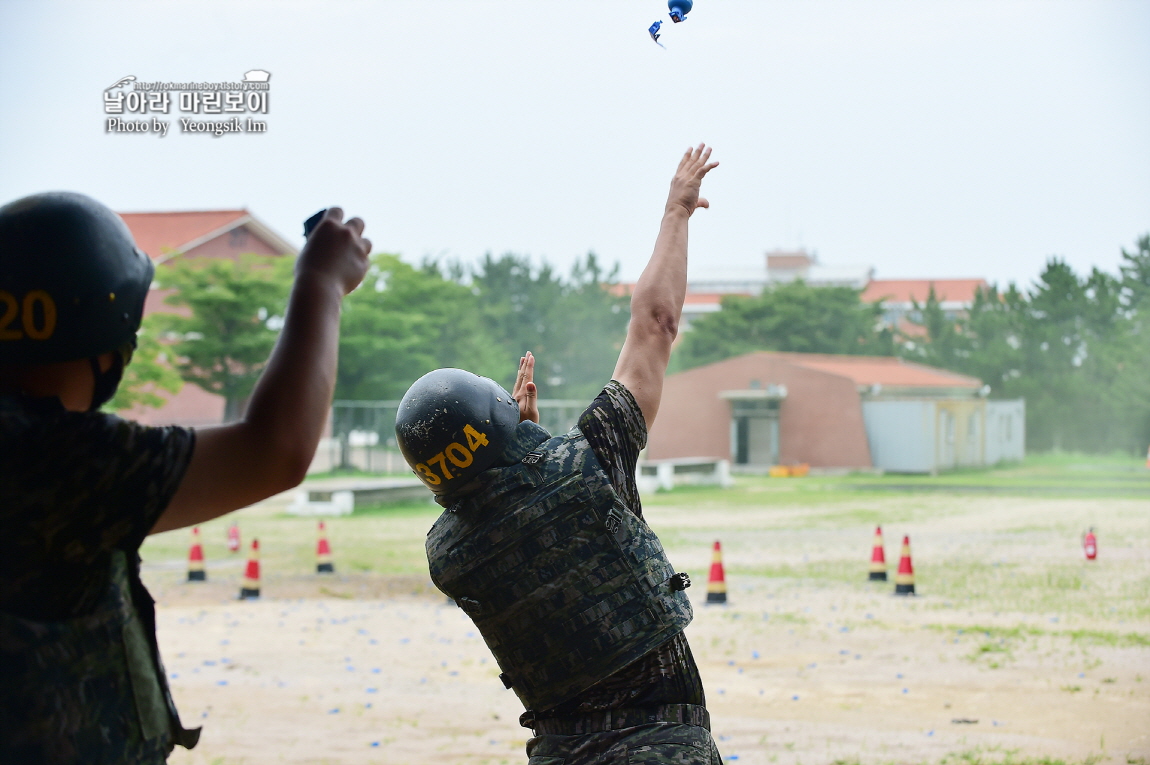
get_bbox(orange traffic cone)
[706,540,727,604]
[1083,527,1097,560]
[239,539,260,599]
[316,521,335,574]
[894,535,915,595]
[226,522,240,554]
[869,525,887,581]
[187,526,206,581]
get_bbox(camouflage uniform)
[428,381,719,764]
[0,393,199,764]
[527,720,721,765]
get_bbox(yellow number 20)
[0,290,57,341]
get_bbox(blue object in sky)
[668,0,693,22]
[648,20,665,48]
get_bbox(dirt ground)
[144,490,1150,765]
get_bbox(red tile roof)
[607,283,634,297]
[768,352,981,388]
[861,279,988,305]
[118,210,250,259]
[609,286,750,303]
[683,292,736,304]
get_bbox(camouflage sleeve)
[38,411,196,556]
[576,380,647,520]
[86,413,197,552]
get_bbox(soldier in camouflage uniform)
[396,146,720,764]
[0,194,371,763]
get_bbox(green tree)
[550,253,631,399]
[673,280,892,371]
[1012,260,1098,450]
[948,282,1027,391]
[470,252,630,400]
[1113,235,1150,450]
[900,285,972,370]
[335,254,501,400]
[152,254,292,421]
[1119,234,1150,310]
[106,314,184,412]
[915,251,1147,454]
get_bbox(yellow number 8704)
[415,424,490,485]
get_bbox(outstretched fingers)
[513,351,539,424]
[681,145,718,178]
[676,147,694,174]
[666,144,718,216]
[692,147,716,176]
[514,352,534,391]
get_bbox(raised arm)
[151,208,371,534]
[612,144,718,428]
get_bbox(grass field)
[142,454,1150,765]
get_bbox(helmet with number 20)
[0,192,154,366]
[395,368,521,496]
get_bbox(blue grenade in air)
[668,0,692,22]
[649,19,665,47]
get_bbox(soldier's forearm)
[630,207,690,341]
[244,272,344,480]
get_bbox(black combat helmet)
[0,192,154,366]
[395,368,521,495]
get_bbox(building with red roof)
[117,209,297,427]
[862,278,989,335]
[613,251,987,336]
[648,351,1023,473]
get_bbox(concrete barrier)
[287,478,429,516]
[636,458,733,494]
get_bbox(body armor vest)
[426,421,693,713]
[0,550,199,763]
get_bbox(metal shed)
[985,399,1026,464]
[862,398,1025,473]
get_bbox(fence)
[323,398,587,473]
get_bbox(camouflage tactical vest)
[0,549,199,764]
[426,421,693,713]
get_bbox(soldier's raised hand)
[297,207,371,296]
[513,351,539,424]
[665,144,719,218]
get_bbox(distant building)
[764,249,873,289]
[861,279,989,335]
[647,351,1024,473]
[614,251,988,337]
[118,209,297,427]
[614,249,877,330]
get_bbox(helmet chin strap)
[87,342,133,412]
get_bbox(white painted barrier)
[636,458,733,494]
[287,478,428,516]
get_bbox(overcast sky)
[1,0,1147,289]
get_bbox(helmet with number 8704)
[395,368,521,496]
[0,191,154,366]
